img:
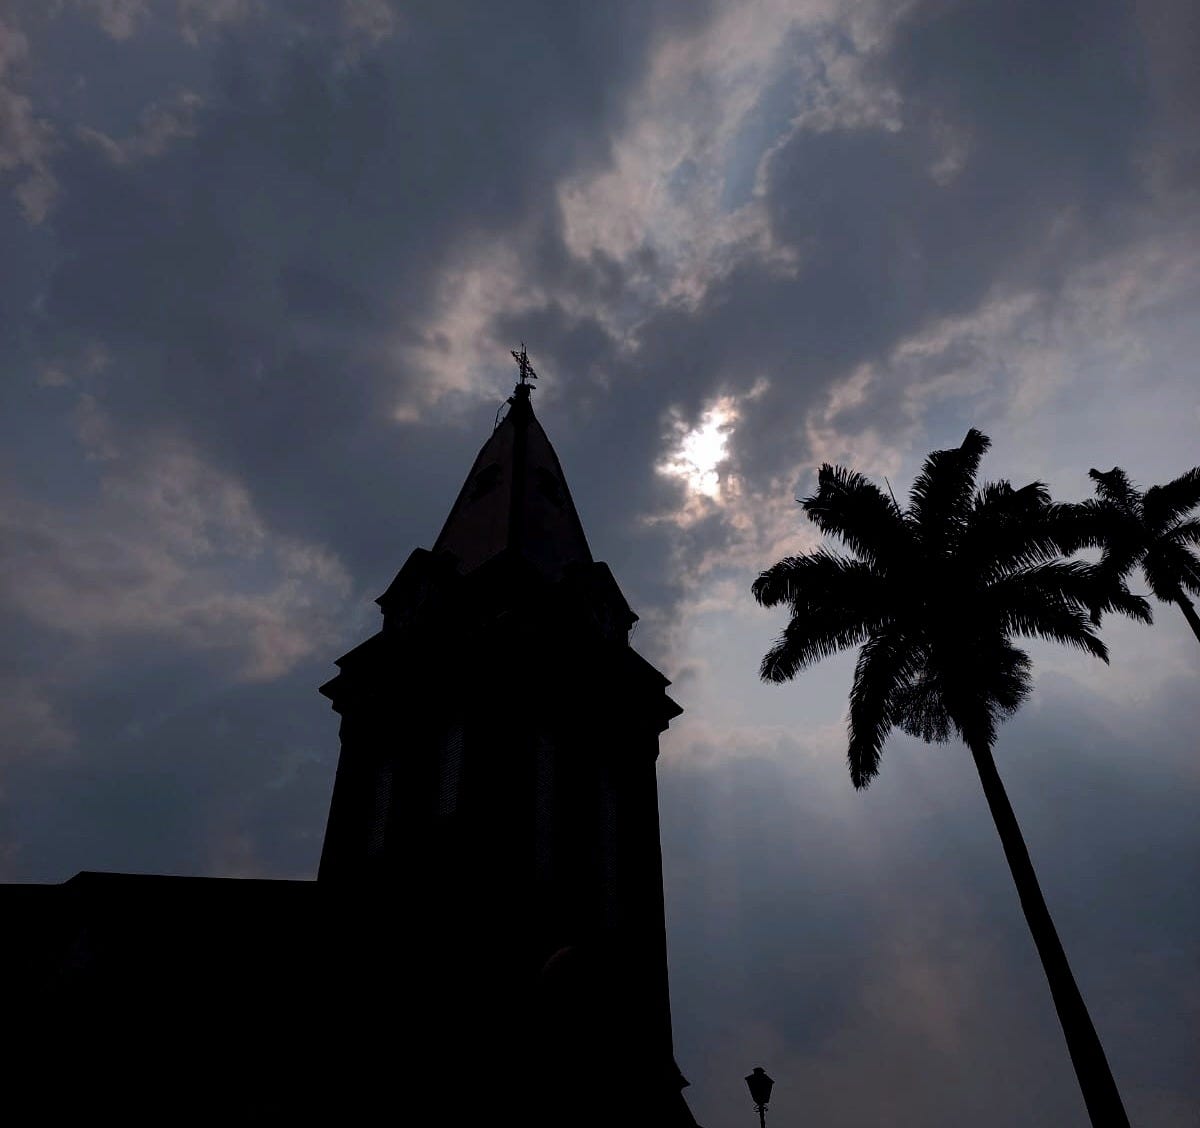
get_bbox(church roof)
[432,382,594,579]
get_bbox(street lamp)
[745,1065,774,1128]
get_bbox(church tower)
[317,353,698,1126]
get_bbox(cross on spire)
[511,342,538,387]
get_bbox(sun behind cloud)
[658,398,737,501]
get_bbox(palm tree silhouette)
[1077,466,1200,647]
[752,429,1147,1128]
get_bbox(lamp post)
[745,1066,774,1128]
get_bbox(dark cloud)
[3,656,338,881]
[6,0,710,562]
[621,0,1162,494]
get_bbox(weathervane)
[511,342,538,387]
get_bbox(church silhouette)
[5,357,701,1126]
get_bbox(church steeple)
[315,350,696,1127]
[430,350,593,580]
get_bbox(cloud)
[338,0,398,49]
[0,401,353,682]
[0,19,58,221]
[499,0,1199,654]
[76,90,203,164]
[0,661,342,881]
[1134,0,1200,199]
[75,0,152,40]
[176,0,264,45]
[0,674,76,767]
[37,339,112,389]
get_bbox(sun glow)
[659,399,736,500]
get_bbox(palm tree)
[752,429,1148,1128]
[1077,466,1200,646]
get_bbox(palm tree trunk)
[1174,594,1200,646]
[967,739,1129,1127]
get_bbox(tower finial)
[511,342,537,388]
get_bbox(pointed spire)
[431,348,592,578]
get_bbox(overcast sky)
[2,1,1197,1124]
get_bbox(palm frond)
[942,639,1032,750]
[1099,542,1148,587]
[984,559,1149,630]
[847,630,919,788]
[893,668,953,744]
[1044,559,1150,624]
[800,465,910,568]
[997,596,1109,660]
[1088,467,1139,513]
[962,481,1070,576]
[1050,497,1146,587]
[1166,517,1200,547]
[1143,466,1200,529]
[759,604,885,683]
[751,550,885,610]
[908,429,991,551]
[983,558,1092,598]
[977,479,1051,510]
[1042,498,1113,554]
[989,642,1033,717]
[1095,583,1154,624]
[1143,541,1200,601]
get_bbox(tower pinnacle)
[511,342,538,388]
[424,347,590,578]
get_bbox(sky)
[1,1,1198,1123]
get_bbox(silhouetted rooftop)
[433,383,593,579]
